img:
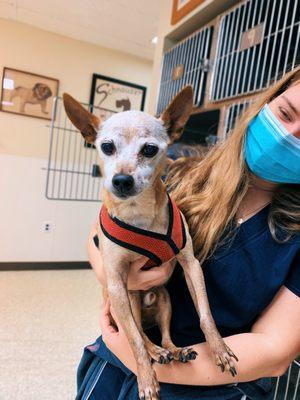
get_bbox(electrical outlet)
[43,221,53,233]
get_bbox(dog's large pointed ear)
[63,93,100,143]
[159,85,194,143]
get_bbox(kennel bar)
[45,97,116,202]
[273,359,300,399]
[223,99,252,135]
[210,0,300,102]
[156,25,213,116]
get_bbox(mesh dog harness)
[99,194,187,270]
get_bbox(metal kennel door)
[156,25,213,116]
[211,0,300,101]
[223,99,252,135]
[45,97,116,201]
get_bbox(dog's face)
[95,111,168,198]
[33,83,52,100]
[63,86,194,200]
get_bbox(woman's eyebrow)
[282,95,300,117]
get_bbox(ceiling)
[0,0,160,60]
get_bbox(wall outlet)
[43,221,53,233]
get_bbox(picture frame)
[171,0,205,25]
[89,73,146,121]
[0,67,59,121]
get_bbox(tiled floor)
[0,269,102,400]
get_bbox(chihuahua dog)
[63,87,238,400]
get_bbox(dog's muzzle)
[112,174,135,197]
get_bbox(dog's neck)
[103,177,169,232]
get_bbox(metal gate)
[274,359,300,399]
[45,97,116,201]
[156,25,213,115]
[210,0,300,101]
[224,99,252,135]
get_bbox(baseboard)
[0,261,91,271]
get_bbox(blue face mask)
[244,104,300,184]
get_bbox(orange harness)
[99,194,186,270]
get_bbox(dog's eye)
[141,144,159,158]
[101,142,115,155]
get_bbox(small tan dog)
[63,87,238,400]
[10,83,52,114]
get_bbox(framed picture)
[89,73,146,122]
[171,0,205,25]
[0,67,59,120]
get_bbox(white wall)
[0,19,152,262]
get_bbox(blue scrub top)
[147,203,300,347]
[85,202,299,400]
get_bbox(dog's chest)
[129,213,169,234]
[99,195,187,269]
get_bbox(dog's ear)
[63,93,100,144]
[159,85,194,143]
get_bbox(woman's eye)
[101,142,115,155]
[279,108,292,122]
[141,144,159,158]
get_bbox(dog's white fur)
[95,111,168,198]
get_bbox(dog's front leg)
[177,231,238,376]
[40,99,48,114]
[105,265,160,400]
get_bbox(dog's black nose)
[112,174,134,194]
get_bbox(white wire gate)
[45,97,116,201]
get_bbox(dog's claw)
[213,342,238,377]
[146,343,173,365]
[178,347,198,363]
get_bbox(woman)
[77,67,300,400]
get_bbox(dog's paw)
[147,343,173,364]
[138,369,160,400]
[174,347,198,363]
[213,343,238,377]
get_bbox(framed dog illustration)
[0,67,59,120]
[89,74,146,122]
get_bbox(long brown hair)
[166,67,300,264]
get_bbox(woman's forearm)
[154,333,284,385]
[104,331,287,386]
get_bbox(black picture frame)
[89,73,146,117]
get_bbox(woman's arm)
[87,221,106,285]
[101,286,300,385]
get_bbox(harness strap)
[99,194,186,269]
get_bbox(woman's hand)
[100,298,138,373]
[127,258,177,291]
